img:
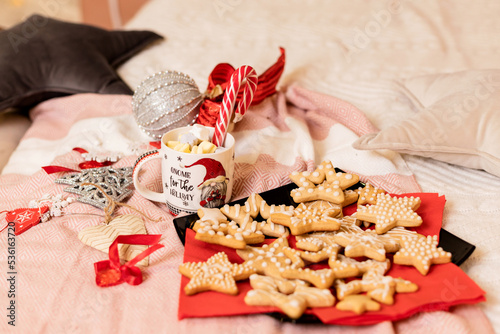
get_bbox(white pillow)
[353,70,500,177]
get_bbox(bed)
[1,1,499,333]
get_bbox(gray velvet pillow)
[0,15,163,112]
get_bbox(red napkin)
[178,193,486,324]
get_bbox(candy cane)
[212,65,258,147]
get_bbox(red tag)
[6,206,50,235]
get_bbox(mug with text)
[133,126,235,215]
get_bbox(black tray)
[173,182,475,266]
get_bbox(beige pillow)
[353,70,500,177]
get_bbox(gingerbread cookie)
[179,252,256,295]
[295,233,342,263]
[193,219,247,249]
[356,183,386,206]
[236,237,305,279]
[290,181,347,205]
[281,267,336,289]
[293,284,335,308]
[197,207,229,225]
[356,193,423,234]
[270,202,341,235]
[220,193,263,224]
[304,200,343,218]
[336,294,380,315]
[227,220,266,245]
[290,161,359,190]
[393,235,452,275]
[259,200,294,220]
[333,228,400,262]
[249,273,308,294]
[245,275,334,319]
[245,289,307,319]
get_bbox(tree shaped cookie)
[393,235,452,275]
[236,237,304,279]
[356,193,423,234]
[270,203,342,235]
[179,252,256,295]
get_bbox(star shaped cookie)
[355,193,423,234]
[336,294,381,315]
[393,235,452,275]
[179,252,256,295]
[270,202,342,235]
[356,183,386,206]
[333,228,400,262]
[290,160,359,189]
[236,237,304,278]
[295,233,342,263]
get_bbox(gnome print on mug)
[183,158,229,208]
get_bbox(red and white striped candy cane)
[212,65,258,147]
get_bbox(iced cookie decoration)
[245,274,335,319]
[336,294,381,315]
[384,226,425,243]
[393,235,452,275]
[356,193,423,234]
[193,208,265,248]
[197,207,229,225]
[244,288,307,319]
[356,183,386,206]
[289,161,360,206]
[281,267,336,289]
[236,237,304,279]
[249,274,308,295]
[179,252,256,295]
[220,193,264,223]
[295,233,342,263]
[334,257,417,305]
[290,161,359,189]
[304,200,343,218]
[333,228,400,262]
[192,216,248,249]
[259,199,294,220]
[270,202,341,235]
[290,181,346,205]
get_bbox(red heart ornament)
[6,206,50,235]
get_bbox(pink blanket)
[0,86,493,333]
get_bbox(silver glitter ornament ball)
[132,71,203,140]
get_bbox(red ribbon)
[94,234,164,287]
[42,147,116,174]
[42,166,81,174]
[196,47,286,127]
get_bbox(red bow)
[196,47,286,127]
[94,234,164,287]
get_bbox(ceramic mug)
[133,126,235,215]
